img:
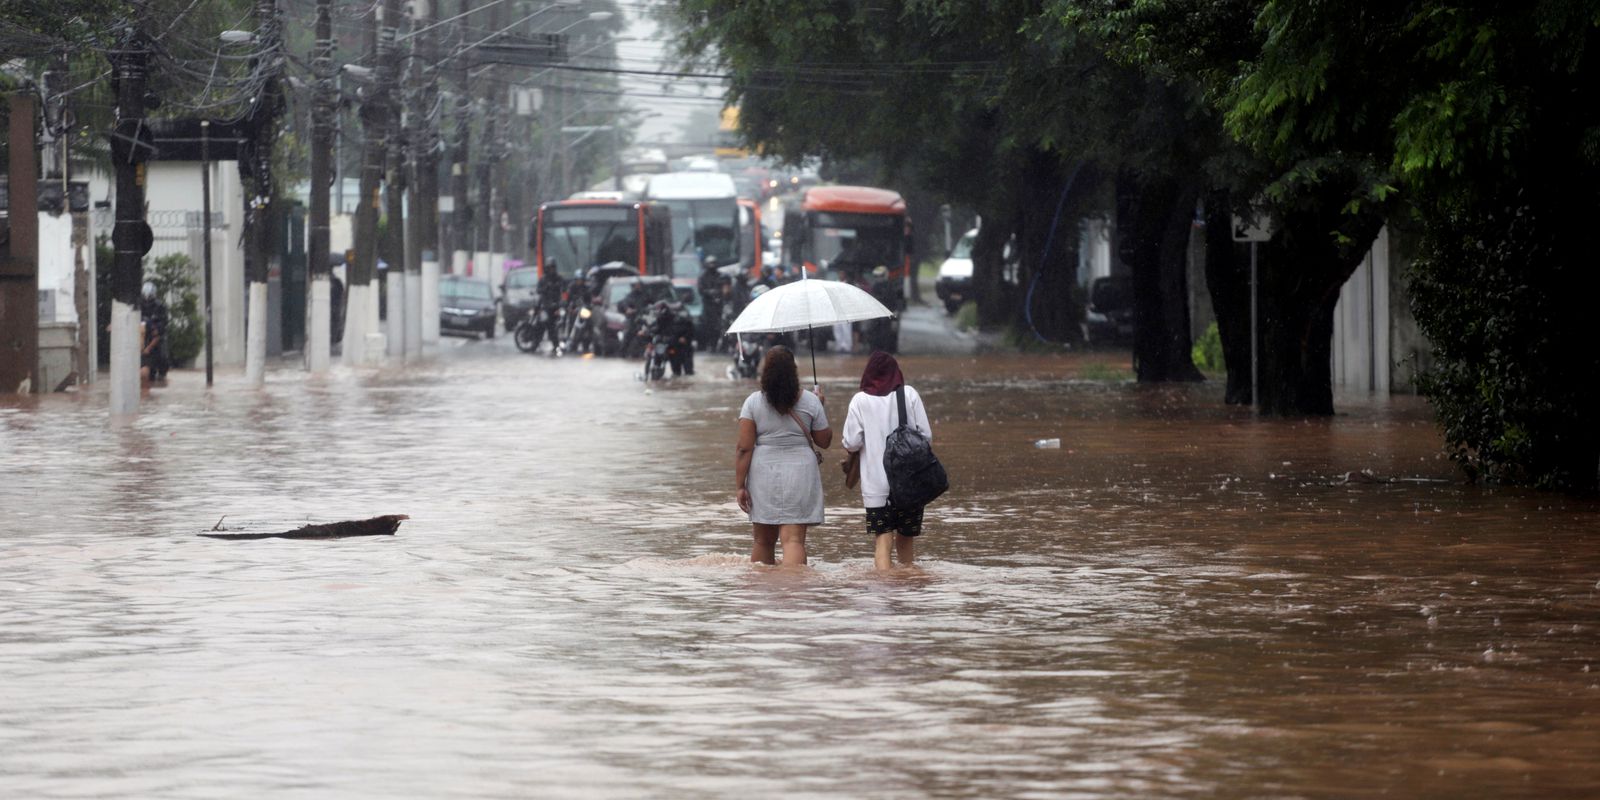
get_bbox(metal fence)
[90,208,229,268]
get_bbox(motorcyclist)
[530,269,565,351]
[140,281,170,383]
[697,256,725,352]
[864,265,901,352]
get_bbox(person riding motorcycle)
[530,269,565,349]
[697,256,725,352]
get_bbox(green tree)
[146,253,205,366]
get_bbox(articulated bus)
[533,199,672,282]
[782,185,912,288]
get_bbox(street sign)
[470,32,567,68]
[1231,212,1273,243]
[140,118,251,162]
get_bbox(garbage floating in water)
[1034,438,1061,449]
[197,514,409,540]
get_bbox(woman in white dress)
[734,346,831,567]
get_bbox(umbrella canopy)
[726,279,893,335]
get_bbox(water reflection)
[2,346,1597,797]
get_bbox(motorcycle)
[556,301,595,357]
[513,303,561,354]
[637,307,670,382]
[727,333,762,379]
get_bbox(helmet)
[871,265,889,278]
[750,284,770,299]
[141,281,157,300]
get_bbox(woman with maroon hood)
[841,352,932,570]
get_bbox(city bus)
[532,199,672,282]
[781,185,911,287]
[738,197,764,281]
[643,171,741,279]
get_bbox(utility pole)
[410,0,442,349]
[346,0,400,364]
[1,94,40,396]
[383,6,410,360]
[449,0,474,277]
[242,0,286,387]
[307,0,335,372]
[107,23,153,414]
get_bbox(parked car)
[439,276,498,338]
[935,228,977,314]
[1083,275,1134,346]
[500,266,540,332]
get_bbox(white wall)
[37,212,76,323]
[1077,218,1112,285]
[145,161,247,366]
[1332,226,1392,394]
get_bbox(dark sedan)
[439,276,498,338]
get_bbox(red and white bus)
[532,199,672,282]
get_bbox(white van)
[936,228,978,314]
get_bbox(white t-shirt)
[841,385,931,507]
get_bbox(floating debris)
[198,515,409,540]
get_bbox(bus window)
[543,206,639,274]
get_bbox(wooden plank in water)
[198,515,409,540]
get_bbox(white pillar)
[421,257,441,346]
[386,269,406,358]
[307,276,331,373]
[245,281,268,387]
[404,269,422,357]
[365,278,384,364]
[342,282,368,366]
[109,300,140,415]
[452,249,468,276]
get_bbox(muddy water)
[2,346,1598,798]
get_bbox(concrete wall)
[1385,229,1432,393]
[145,161,246,366]
[1333,226,1392,394]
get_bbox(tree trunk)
[1203,191,1252,404]
[1117,171,1204,382]
[970,209,1010,329]
[1015,152,1086,344]
[1255,201,1384,416]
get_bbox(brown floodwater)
[2,343,1597,798]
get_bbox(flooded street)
[3,341,1599,798]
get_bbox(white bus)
[643,172,741,279]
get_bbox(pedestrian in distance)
[734,346,831,567]
[841,351,931,571]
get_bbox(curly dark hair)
[759,345,800,415]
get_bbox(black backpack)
[884,386,949,509]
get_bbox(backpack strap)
[895,385,907,429]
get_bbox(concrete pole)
[410,0,441,351]
[450,0,474,277]
[108,30,150,414]
[383,9,410,359]
[306,0,335,373]
[243,0,285,388]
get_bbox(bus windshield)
[542,206,639,275]
[809,212,903,271]
[659,198,738,266]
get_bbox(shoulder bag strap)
[788,409,823,462]
[894,385,908,429]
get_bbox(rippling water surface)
[3,345,1598,798]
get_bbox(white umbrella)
[725,278,894,385]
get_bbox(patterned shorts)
[865,504,924,537]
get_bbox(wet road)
[3,339,1599,798]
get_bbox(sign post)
[1232,212,1273,408]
